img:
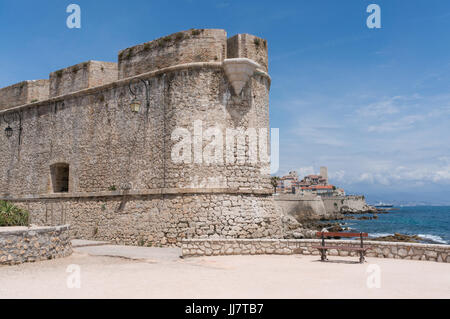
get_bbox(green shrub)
[0,201,29,227]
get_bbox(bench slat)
[312,245,371,251]
[316,232,368,238]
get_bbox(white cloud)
[433,166,450,182]
[367,114,426,133]
[295,166,315,177]
[274,92,450,198]
[357,99,401,117]
[329,170,346,182]
[354,165,450,186]
[294,126,346,146]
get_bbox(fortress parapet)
[49,61,118,97]
[0,29,269,108]
[0,80,49,111]
[118,29,227,79]
[227,33,268,72]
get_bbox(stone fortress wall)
[0,29,283,246]
[0,80,50,111]
[274,194,372,221]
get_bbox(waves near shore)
[367,233,447,244]
[339,206,450,245]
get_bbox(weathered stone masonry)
[0,29,283,246]
[182,239,450,263]
[0,225,72,265]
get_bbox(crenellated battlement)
[227,33,268,72]
[0,80,49,111]
[49,60,118,97]
[0,29,268,111]
[118,29,227,79]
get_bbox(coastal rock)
[372,233,423,243]
[281,215,302,230]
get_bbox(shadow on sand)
[311,259,363,265]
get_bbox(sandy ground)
[0,244,449,299]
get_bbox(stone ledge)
[182,238,450,249]
[0,188,273,201]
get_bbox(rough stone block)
[0,80,49,111]
[49,61,118,97]
[118,29,227,78]
[227,34,268,72]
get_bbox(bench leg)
[320,249,328,261]
[359,251,365,263]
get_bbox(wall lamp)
[129,79,150,115]
[2,112,23,143]
[4,125,13,138]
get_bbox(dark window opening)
[51,163,69,193]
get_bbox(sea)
[336,206,450,245]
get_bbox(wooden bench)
[312,232,371,263]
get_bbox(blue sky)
[0,1,449,204]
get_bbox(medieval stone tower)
[0,29,283,246]
[320,167,328,184]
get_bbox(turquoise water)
[339,206,450,244]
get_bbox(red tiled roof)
[301,185,334,190]
[315,185,333,189]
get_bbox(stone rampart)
[274,194,373,221]
[118,29,227,79]
[49,60,118,97]
[274,194,328,221]
[0,80,49,111]
[322,195,371,214]
[227,34,268,72]
[5,193,282,247]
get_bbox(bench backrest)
[316,232,368,238]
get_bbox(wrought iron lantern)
[2,112,23,142]
[130,97,141,113]
[4,125,13,138]
[129,78,150,114]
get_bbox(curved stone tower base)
[12,194,282,247]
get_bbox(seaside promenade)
[0,243,448,299]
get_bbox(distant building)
[276,166,344,196]
[276,171,298,193]
[320,166,328,184]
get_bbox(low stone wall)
[0,225,72,265]
[182,239,450,263]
